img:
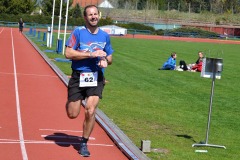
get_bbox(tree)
[40,0,73,16]
[0,0,35,15]
[71,3,82,18]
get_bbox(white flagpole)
[63,0,69,55]
[50,0,56,48]
[57,0,63,40]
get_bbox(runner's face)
[85,7,99,27]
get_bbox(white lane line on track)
[0,28,4,34]
[0,72,58,78]
[11,28,28,160]
[41,135,96,140]
[39,128,83,133]
[0,139,113,147]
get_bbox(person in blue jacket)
[160,52,177,70]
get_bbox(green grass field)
[27,31,240,160]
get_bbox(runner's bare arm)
[65,47,107,60]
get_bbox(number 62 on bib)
[79,72,98,87]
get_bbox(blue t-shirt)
[66,26,114,72]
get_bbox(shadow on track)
[44,132,81,151]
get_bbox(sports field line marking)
[39,128,95,140]
[60,32,71,34]
[41,135,95,140]
[17,73,58,78]
[39,128,82,133]
[0,138,20,142]
[11,28,28,160]
[0,28,4,34]
[0,71,58,78]
[0,139,113,147]
[0,72,13,75]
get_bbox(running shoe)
[78,142,90,157]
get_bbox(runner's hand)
[91,50,106,58]
[98,58,108,68]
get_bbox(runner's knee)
[85,106,96,119]
[66,101,80,119]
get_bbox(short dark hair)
[171,52,176,57]
[83,5,99,17]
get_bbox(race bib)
[79,72,98,87]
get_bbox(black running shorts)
[67,70,105,101]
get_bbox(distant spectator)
[190,59,203,72]
[178,51,204,72]
[18,18,24,34]
[189,51,204,72]
[159,52,177,70]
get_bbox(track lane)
[0,28,128,160]
[0,28,23,159]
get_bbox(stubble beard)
[88,19,98,28]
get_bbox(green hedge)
[117,22,155,32]
[164,27,219,38]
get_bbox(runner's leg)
[66,100,81,118]
[82,96,99,138]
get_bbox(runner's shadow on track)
[44,132,81,151]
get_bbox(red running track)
[0,27,128,160]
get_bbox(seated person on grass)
[159,52,177,70]
[178,51,204,72]
[190,58,203,72]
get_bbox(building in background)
[100,25,127,36]
[73,0,114,8]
